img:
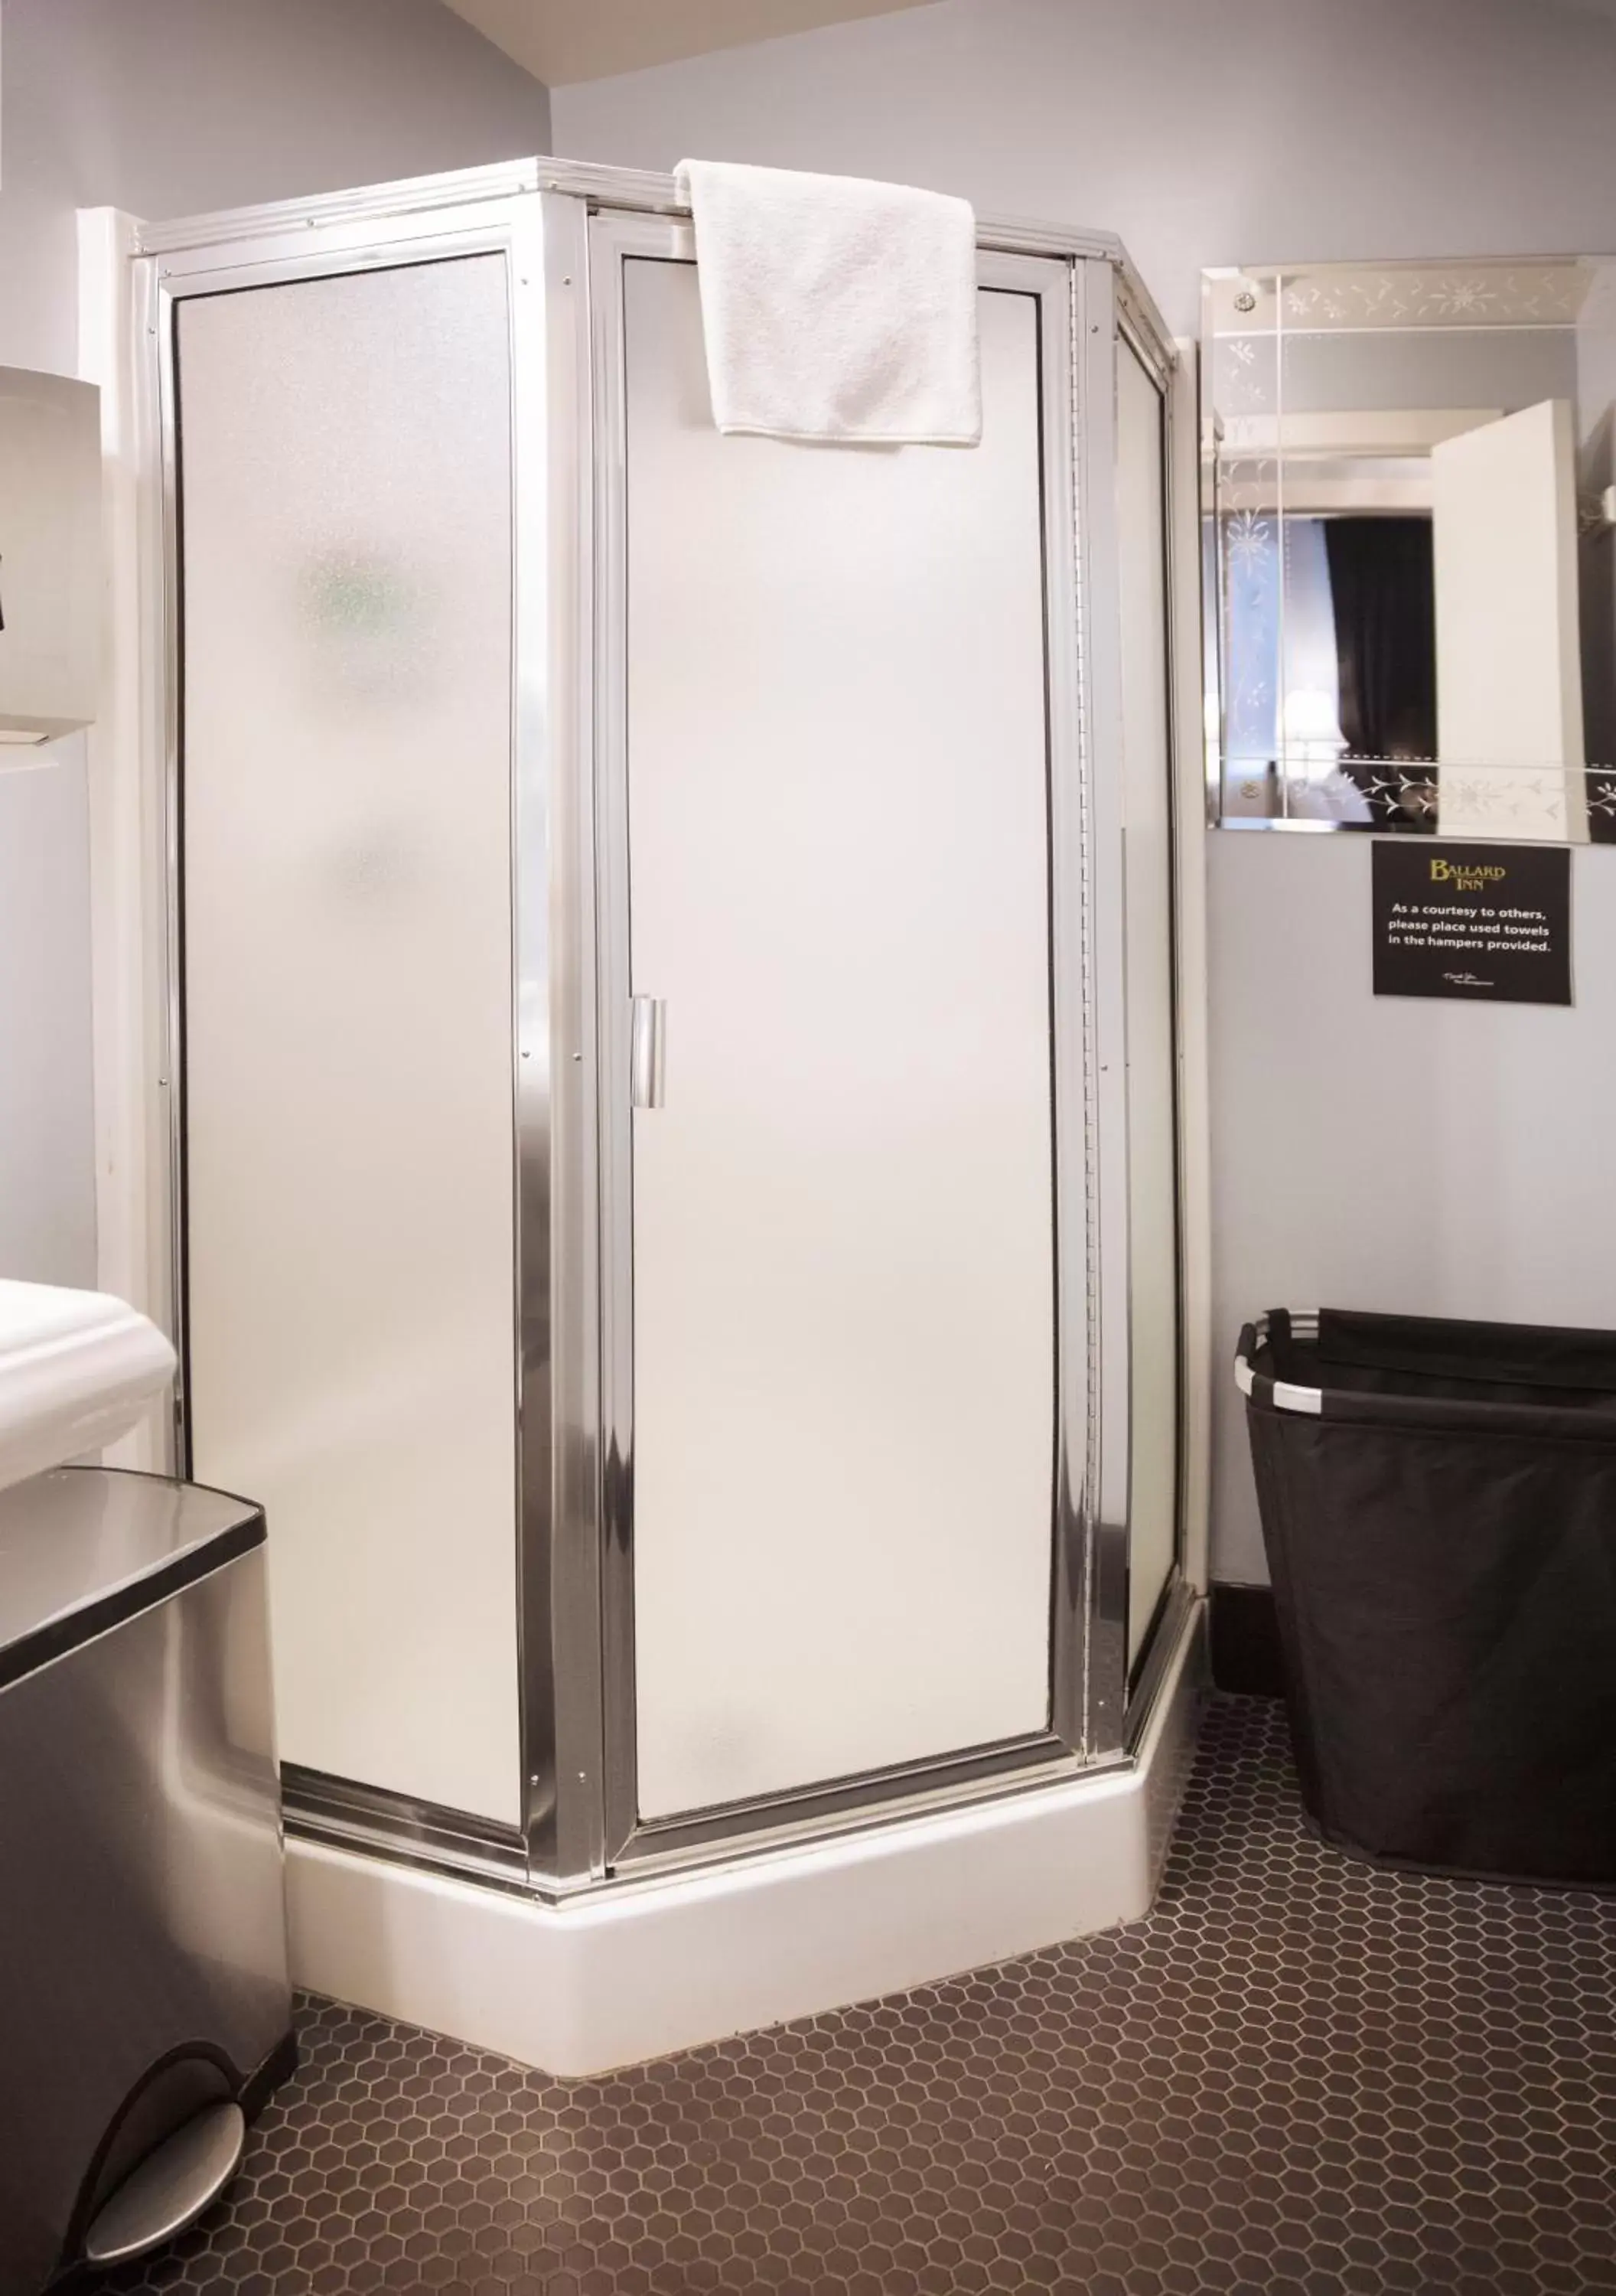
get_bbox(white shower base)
[286,1603,1204,2078]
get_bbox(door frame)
[585,211,1099,1874]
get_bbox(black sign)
[1373,843,1572,1005]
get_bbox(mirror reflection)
[1203,257,1616,838]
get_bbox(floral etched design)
[1214,337,1272,413]
[1277,263,1588,330]
[1225,509,1272,573]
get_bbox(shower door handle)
[630,996,667,1110]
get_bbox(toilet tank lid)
[0,1466,264,1690]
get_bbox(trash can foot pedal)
[83,2099,246,2265]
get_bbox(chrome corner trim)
[978,214,1124,263]
[144,261,187,1476]
[282,1763,532,1893]
[1044,249,1093,1760]
[1163,331,1211,1596]
[585,206,666,1867]
[1124,1577,1199,1742]
[1074,255,1133,1758]
[607,1729,1104,1883]
[133,158,546,256]
[521,188,612,1890]
[1116,281,1178,393]
[539,158,686,217]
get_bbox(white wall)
[1207,835,1616,1574]
[0,762,97,1283]
[2,0,552,371]
[0,0,550,1290]
[555,0,1616,1581]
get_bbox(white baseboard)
[288,1600,1204,2078]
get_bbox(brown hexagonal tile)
[98,1698,1616,2294]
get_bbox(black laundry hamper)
[1237,1306,1616,1889]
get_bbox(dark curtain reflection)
[1581,405,1616,843]
[1325,517,1438,817]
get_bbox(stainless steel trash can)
[0,1466,295,2294]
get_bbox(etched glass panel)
[1204,256,1616,839]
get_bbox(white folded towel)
[673,158,982,446]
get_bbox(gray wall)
[1208,836,1616,1574]
[0,0,550,1289]
[553,0,1616,1581]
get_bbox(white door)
[1434,399,1587,838]
[616,247,1063,1822]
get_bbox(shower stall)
[113,158,1204,2069]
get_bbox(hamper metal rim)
[1235,1309,1323,1417]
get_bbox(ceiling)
[441,0,943,86]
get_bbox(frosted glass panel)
[624,258,1057,1820]
[1117,339,1181,1665]
[178,259,521,1822]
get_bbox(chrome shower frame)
[129,157,1195,1901]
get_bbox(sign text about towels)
[1372,843,1572,1005]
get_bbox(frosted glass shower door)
[177,258,521,1822]
[618,253,1060,1823]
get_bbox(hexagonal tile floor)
[105,1695,1615,2294]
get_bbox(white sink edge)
[0,1281,176,1495]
